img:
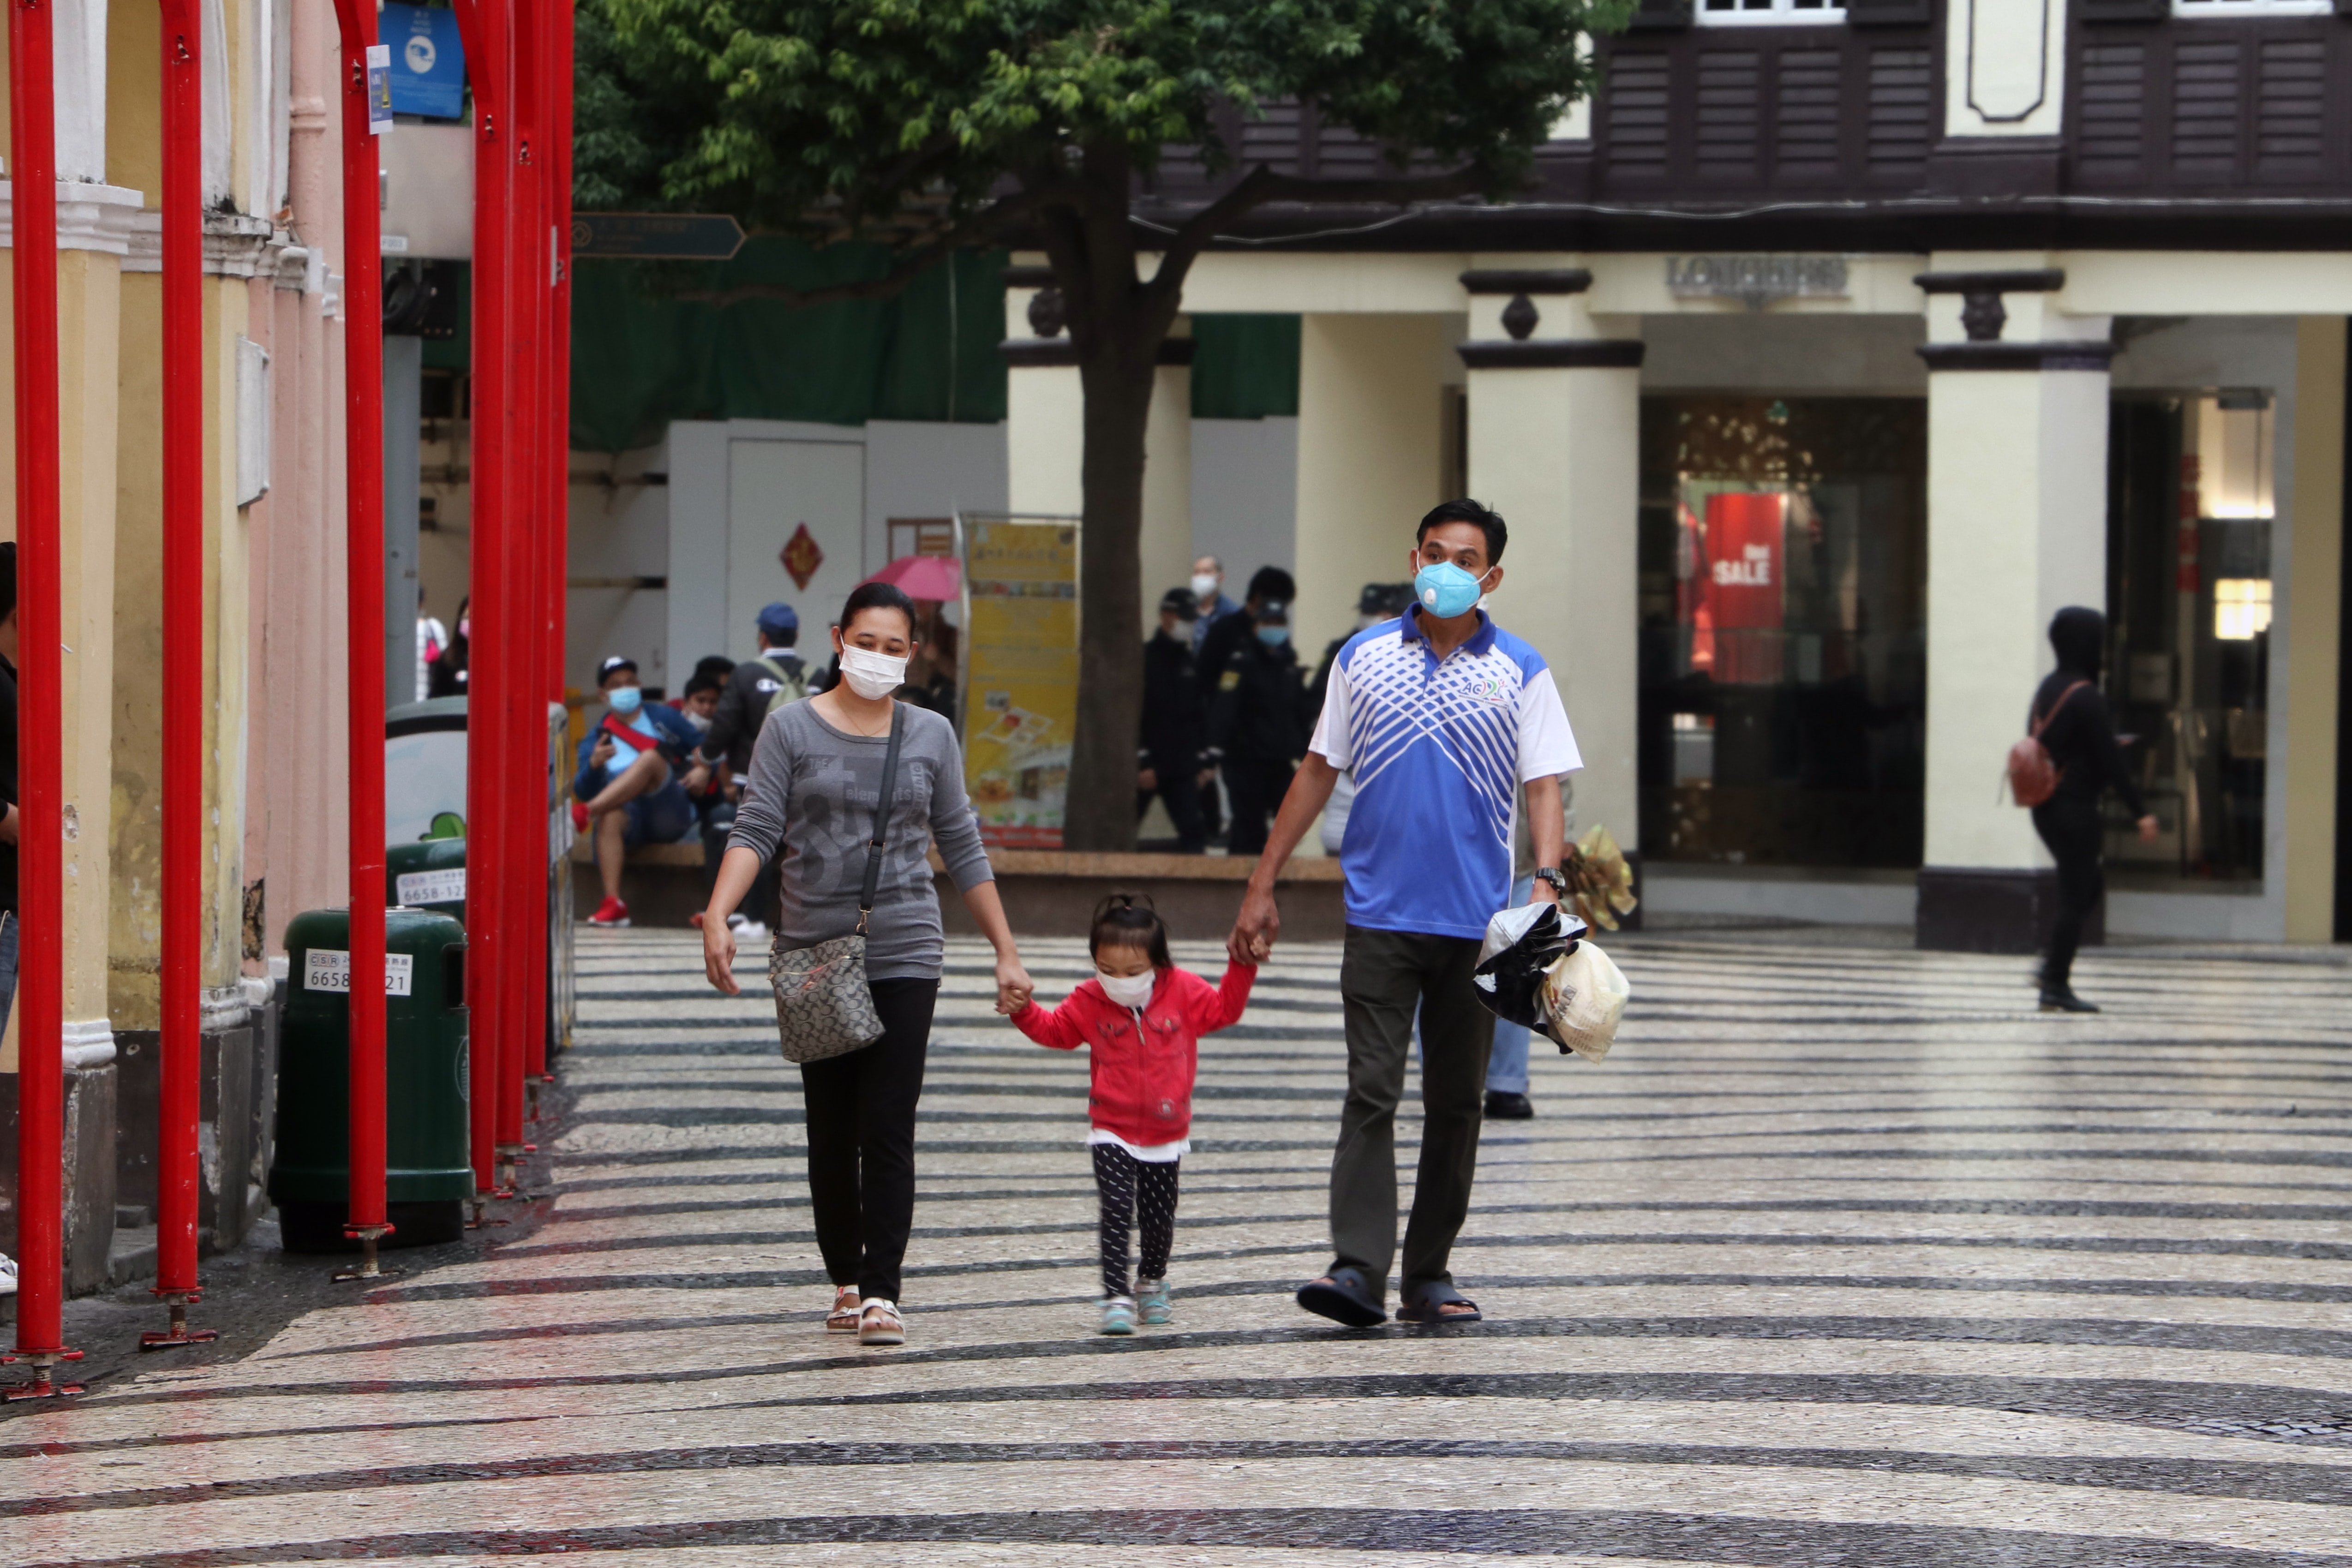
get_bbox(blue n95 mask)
[1256,624,1291,647]
[1414,561,1492,619]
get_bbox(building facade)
[996,0,2352,949]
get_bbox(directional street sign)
[569,213,748,261]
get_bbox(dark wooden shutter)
[1696,49,1763,179]
[1866,47,1935,180]
[1775,49,1843,180]
[1626,0,1694,32]
[2171,40,2243,182]
[1604,53,1674,178]
[2075,42,2147,186]
[1843,0,1930,27]
[2255,36,2326,180]
[1240,98,1303,174]
[2077,0,2166,22]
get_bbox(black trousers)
[1092,1144,1180,1299]
[2032,798,2103,991]
[1135,750,1208,852]
[799,978,938,1302]
[1330,926,1493,1297]
[1221,757,1295,859]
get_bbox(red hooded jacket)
[1011,962,1255,1147]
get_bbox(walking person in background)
[575,655,705,927]
[1312,583,1414,856]
[2030,607,2159,1014]
[415,587,448,703]
[1194,565,1297,700]
[1138,587,1212,853]
[1227,500,1580,1327]
[1189,555,1240,654]
[427,596,470,699]
[1206,596,1311,858]
[701,581,1033,1348]
[1010,894,1254,1335]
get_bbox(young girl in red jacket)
[1011,893,1255,1335]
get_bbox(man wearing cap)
[694,603,805,932]
[1138,586,1211,854]
[1206,592,1311,858]
[575,655,706,927]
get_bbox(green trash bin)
[268,906,473,1252]
[388,837,467,922]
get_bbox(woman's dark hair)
[1090,892,1172,970]
[0,540,15,621]
[839,581,920,641]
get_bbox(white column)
[1915,264,2113,949]
[1292,313,1453,658]
[1001,264,1082,516]
[1140,337,1194,619]
[1458,268,1643,853]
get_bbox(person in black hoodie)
[1138,587,1211,852]
[1207,597,1311,857]
[2030,606,2159,1013]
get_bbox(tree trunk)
[1061,341,1158,851]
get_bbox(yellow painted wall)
[106,0,163,205]
[2284,318,2345,941]
[110,272,166,1027]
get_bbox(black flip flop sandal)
[1395,1281,1482,1324]
[1295,1266,1387,1328]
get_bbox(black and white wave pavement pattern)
[7,926,2352,1565]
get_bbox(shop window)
[2107,394,2273,887]
[1697,0,1845,23]
[1638,396,1927,868]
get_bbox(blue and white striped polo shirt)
[1309,608,1581,940]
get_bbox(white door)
[725,439,866,661]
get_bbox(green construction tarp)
[1190,314,1300,420]
[567,239,1009,454]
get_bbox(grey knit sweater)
[728,700,993,981]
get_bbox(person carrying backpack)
[2023,607,2159,1014]
[697,603,808,931]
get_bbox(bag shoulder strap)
[856,705,908,934]
[599,711,646,747]
[2031,680,2093,740]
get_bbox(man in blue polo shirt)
[1228,498,1579,1327]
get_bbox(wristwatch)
[1533,866,1568,893]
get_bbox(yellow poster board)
[960,517,1079,849]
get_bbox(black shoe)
[2039,987,2099,1014]
[1484,1090,1534,1120]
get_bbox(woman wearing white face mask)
[703,581,1034,1347]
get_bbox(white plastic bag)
[1541,942,1629,1062]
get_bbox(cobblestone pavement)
[6,926,2352,1564]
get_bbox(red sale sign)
[1703,492,1785,683]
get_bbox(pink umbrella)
[865,554,962,601]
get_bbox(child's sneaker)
[1100,1296,1137,1336]
[1136,1278,1172,1326]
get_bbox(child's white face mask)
[1096,969,1155,1008]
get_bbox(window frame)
[2170,0,2332,16]
[1694,0,1849,25]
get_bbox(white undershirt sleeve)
[1308,655,1354,769]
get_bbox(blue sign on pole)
[383,2,465,120]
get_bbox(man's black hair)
[1417,499,1508,567]
[1090,891,1172,970]
[683,670,725,700]
[1245,565,1296,604]
[693,654,736,683]
[0,541,15,622]
[839,580,920,640]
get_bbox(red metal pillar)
[497,0,539,1180]
[530,0,574,1086]
[330,0,393,1275]
[4,0,82,1401]
[142,0,220,1349]
[510,0,550,1119]
[452,0,511,1203]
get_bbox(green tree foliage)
[578,0,1624,848]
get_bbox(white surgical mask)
[1189,574,1219,604]
[683,710,712,734]
[838,645,909,700]
[1096,968,1156,1008]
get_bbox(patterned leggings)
[1091,1144,1180,1300]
